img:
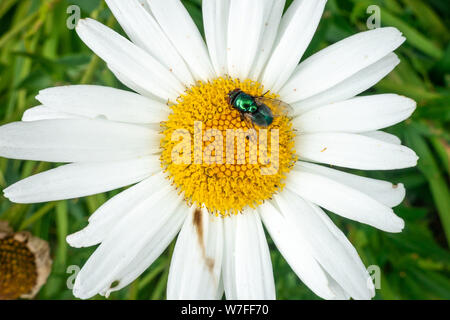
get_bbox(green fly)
[227,89,293,128]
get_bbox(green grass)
[0,0,449,300]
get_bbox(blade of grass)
[19,202,57,230]
[405,128,450,246]
[55,200,69,268]
[137,261,166,291]
[401,0,449,41]
[0,11,38,48]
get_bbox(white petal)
[167,207,224,300]
[296,132,418,170]
[313,203,375,298]
[147,0,214,81]
[295,161,405,208]
[37,85,169,124]
[73,185,185,299]
[104,203,185,298]
[227,0,267,79]
[294,94,416,133]
[262,0,327,91]
[285,170,405,232]
[222,213,237,300]
[137,0,151,12]
[362,131,401,145]
[203,0,230,76]
[249,0,286,80]
[280,27,405,103]
[76,18,184,100]
[291,53,400,115]
[105,0,195,86]
[106,64,167,102]
[275,190,374,299]
[67,172,169,248]
[323,274,351,300]
[259,201,346,300]
[22,106,83,122]
[0,119,160,163]
[222,213,275,300]
[3,156,159,204]
[312,203,375,289]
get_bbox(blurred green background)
[0,0,449,300]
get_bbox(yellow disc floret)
[160,77,296,216]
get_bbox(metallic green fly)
[227,89,293,128]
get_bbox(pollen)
[160,77,297,216]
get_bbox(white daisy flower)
[0,0,418,300]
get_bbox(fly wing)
[254,97,293,117]
[244,110,271,128]
[243,113,256,129]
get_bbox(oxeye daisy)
[0,0,419,300]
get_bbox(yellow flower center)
[160,77,296,216]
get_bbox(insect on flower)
[227,89,293,128]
